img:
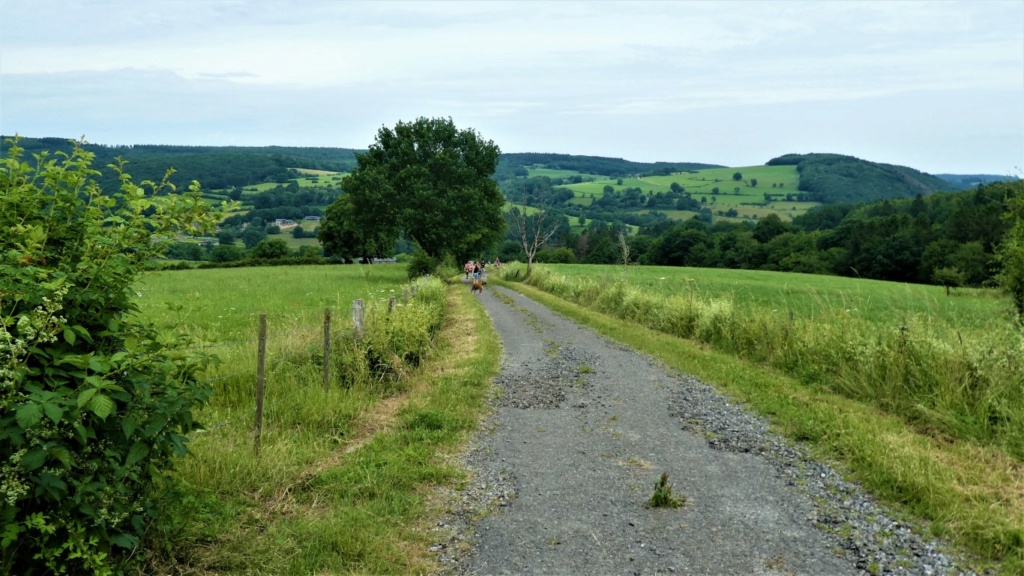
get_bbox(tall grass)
[508,265,1024,460]
[133,266,495,573]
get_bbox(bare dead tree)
[512,194,561,274]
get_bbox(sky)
[1,0,1022,175]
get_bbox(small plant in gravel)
[647,472,685,508]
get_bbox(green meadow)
[555,164,818,222]
[543,263,1007,331]
[526,167,592,179]
[134,265,500,573]
[239,172,346,193]
[136,265,407,354]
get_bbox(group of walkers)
[464,257,500,281]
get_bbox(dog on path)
[471,279,486,294]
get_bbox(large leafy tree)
[320,117,506,261]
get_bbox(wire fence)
[191,286,421,455]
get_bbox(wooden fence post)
[388,296,396,315]
[323,308,331,391]
[403,288,409,303]
[411,285,417,297]
[352,299,365,339]
[254,313,267,456]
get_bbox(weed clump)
[648,472,685,508]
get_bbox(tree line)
[496,180,1021,292]
[0,137,360,192]
[495,152,722,180]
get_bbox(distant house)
[303,216,322,222]
[274,219,296,227]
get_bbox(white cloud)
[1,0,1021,173]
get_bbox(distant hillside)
[495,152,723,180]
[767,153,954,204]
[0,136,361,192]
[935,173,1019,189]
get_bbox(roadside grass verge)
[509,266,1024,461]
[141,280,500,574]
[494,274,1023,574]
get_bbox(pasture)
[133,265,499,573]
[540,263,1009,332]
[555,164,819,222]
[526,167,592,179]
[137,264,407,347]
[235,172,346,194]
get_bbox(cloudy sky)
[1,0,1021,174]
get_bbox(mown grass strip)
[148,283,500,574]
[495,279,1023,575]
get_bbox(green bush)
[406,249,438,279]
[0,139,222,573]
[331,278,447,392]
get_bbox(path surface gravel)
[432,282,974,575]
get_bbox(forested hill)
[935,173,1018,188]
[0,136,361,192]
[495,152,723,180]
[766,153,957,204]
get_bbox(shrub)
[406,249,437,279]
[249,238,290,259]
[0,139,222,573]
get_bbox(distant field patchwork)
[548,164,815,223]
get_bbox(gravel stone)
[431,283,979,575]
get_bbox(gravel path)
[432,283,973,575]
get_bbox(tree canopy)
[319,117,506,261]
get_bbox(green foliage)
[0,139,224,573]
[240,225,268,249]
[767,153,953,204]
[318,195,395,262]
[647,472,684,508]
[249,238,291,260]
[932,267,966,295]
[406,250,438,280]
[0,137,358,192]
[323,117,506,261]
[996,181,1024,318]
[210,244,246,263]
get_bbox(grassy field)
[136,265,407,349]
[541,263,1008,331]
[526,167,592,179]
[241,174,345,193]
[134,266,500,573]
[496,263,1024,572]
[554,164,817,222]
